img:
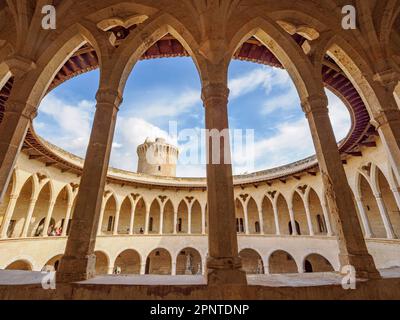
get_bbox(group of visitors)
[47,226,63,236]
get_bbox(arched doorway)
[5,260,32,271]
[94,251,109,275]
[176,248,202,275]
[239,249,264,274]
[43,254,63,271]
[114,249,141,274]
[145,248,172,275]
[303,254,334,273]
[269,250,298,274]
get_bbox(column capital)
[373,69,400,89]
[9,194,19,200]
[5,55,36,79]
[95,88,123,109]
[201,83,229,105]
[5,99,37,120]
[300,94,328,115]
[370,109,400,129]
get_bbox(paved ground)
[1,267,399,287]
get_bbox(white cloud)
[229,67,293,100]
[36,94,95,157]
[125,88,201,120]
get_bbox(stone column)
[173,209,178,234]
[321,198,333,236]
[144,207,150,235]
[21,197,37,237]
[57,88,122,283]
[355,197,373,238]
[272,202,280,235]
[171,261,177,276]
[159,204,164,235]
[391,188,400,212]
[302,94,380,279]
[0,193,18,238]
[201,205,206,235]
[371,72,400,185]
[243,202,250,235]
[257,209,265,235]
[374,193,396,239]
[97,200,106,236]
[202,83,246,285]
[0,69,37,203]
[42,201,56,237]
[304,200,315,236]
[288,205,298,235]
[61,203,73,237]
[107,266,114,275]
[113,205,121,235]
[129,202,135,235]
[187,203,192,234]
[140,262,146,275]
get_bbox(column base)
[339,253,381,280]
[206,256,247,285]
[56,254,97,283]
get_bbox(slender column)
[140,262,146,275]
[57,89,122,283]
[243,202,250,234]
[355,197,373,238]
[21,197,37,237]
[61,203,73,237]
[288,205,298,235]
[201,205,206,235]
[187,204,192,234]
[144,207,150,235]
[107,266,114,275]
[0,69,37,203]
[304,201,314,236]
[171,261,177,276]
[0,193,18,238]
[374,193,396,239]
[129,202,135,235]
[173,209,178,234]
[202,82,246,285]
[113,205,121,235]
[159,204,164,235]
[272,203,280,235]
[321,199,333,236]
[257,209,264,235]
[97,201,106,235]
[371,73,400,185]
[42,201,56,237]
[391,188,400,209]
[302,94,380,279]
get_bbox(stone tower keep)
[136,138,179,177]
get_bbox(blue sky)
[34,57,351,177]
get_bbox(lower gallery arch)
[5,259,33,271]
[43,254,63,271]
[268,250,298,274]
[359,174,386,238]
[145,248,172,275]
[94,251,109,275]
[239,248,264,274]
[303,254,334,273]
[114,249,141,274]
[176,247,202,275]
